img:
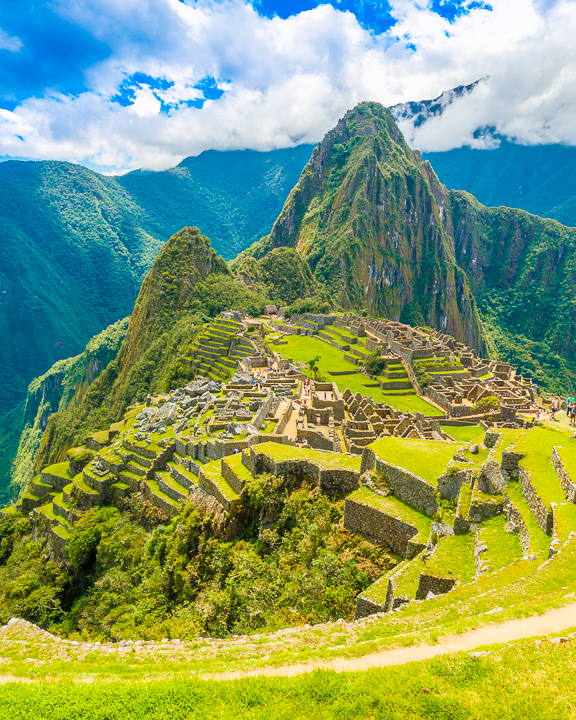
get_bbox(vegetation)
[0,482,390,640]
[369,437,457,485]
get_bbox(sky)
[0,0,575,173]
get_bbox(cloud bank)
[0,0,574,172]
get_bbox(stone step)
[156,471,189,502]
[198,461,241,511]
[168,461,199,491]
[142,479,180,516]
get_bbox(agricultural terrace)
[275,334,438,416]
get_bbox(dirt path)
[209,602,576,680]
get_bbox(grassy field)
[277,335,439,416]
[515,427,570,508]
[369,437,456,484]
[2,636,576,719]
[440,425,483,443]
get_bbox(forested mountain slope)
[425,142,576,228]
[0,147,313,420]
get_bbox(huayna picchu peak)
[3,100,576,709]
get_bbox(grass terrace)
[424,533,476,584]
[369,437,457,485]
[503,482,550,558]
[253,442,362,472]
[515,427,570,509]
[440,425,483,443]
[476,515,524,571]
[276,334,439,415]
[348,487,432,543]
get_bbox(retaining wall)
[343,496,427,558]
[360,449,438,517]
[518,466,553,534]
[551,447,576,503]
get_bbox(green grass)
[458,482,473,519]
[276,335,438,415]
[41,461,74,482]
[253,442,361,472]
[477,515,524,571]
[369,437,456,485]
[503,482,550,558]
[201,461,241,502]
[424,533,476,583]
[440,425,483,443]
[348,487,432,542]
[393,554,428,599]
[222,455,254,485]
[554,504,576,544]
[515,427,570,509]
[3,637,576,719]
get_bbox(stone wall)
[468,488,504,522]
[551,447,576,503]
[343,496,427,558]
[253,391,274,430]
[518,466,553,534]
[416,573,455,599]
[354,595,385,620]
[503,496,530,553]
[297,428,334,451]
[361,447,438,517]
[248,448,360,495]
[274,400,293,435]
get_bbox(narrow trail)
[1,603,576,685]
[208,601,576,681]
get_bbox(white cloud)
[0,26,22,53]
[0,0,575,172]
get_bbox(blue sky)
[0,0,573,172]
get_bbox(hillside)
[425,142,576,228]
[0,147,313,423]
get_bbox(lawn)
[476,515,524,571]
[515,427,570,508]
[3,639,576,719]
[424,533,477,583]
[274,335,442,415]
[440,425,484,443]
[277,335,440,415]
[369,436,456,484]
[254,442,362,472]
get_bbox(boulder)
[483,431,501,448]
[469,443,479,455]
[477,460,507,494]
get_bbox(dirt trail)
[209,602,576,681]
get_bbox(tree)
[307,356,322,380]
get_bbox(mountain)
[33,227,271,473]
[2,317,129,505]
[390,83,576,228]
[241,102,485,351]
[243,101,576,390]
[0,146,313,420]
[423,143,576,228]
